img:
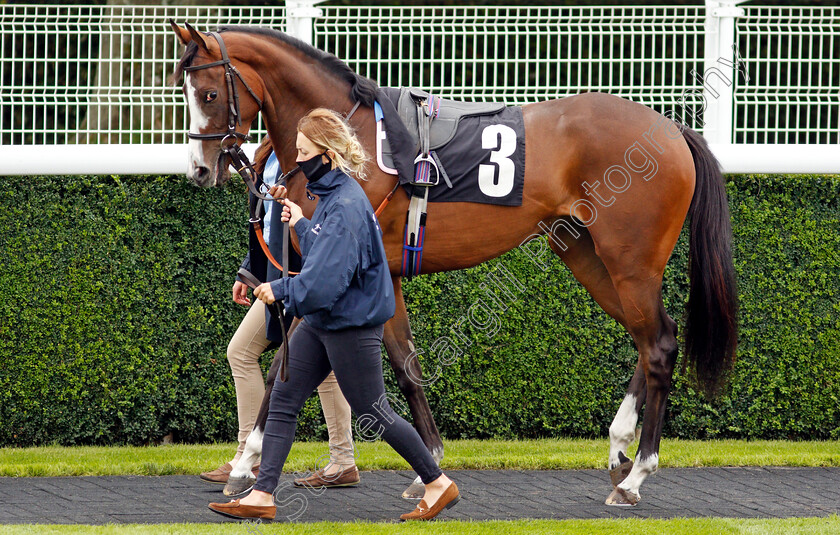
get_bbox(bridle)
[180,30,394,210]
[184,31,261,145]
[182,31,284,203]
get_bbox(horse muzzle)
[187,153,231,187]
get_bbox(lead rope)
[237,267,289,382]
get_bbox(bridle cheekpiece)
[184,31,263,149]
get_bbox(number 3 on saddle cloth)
[374,87,526,279]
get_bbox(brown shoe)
[200,462,232,484]
[400,481,460,521]
[293,466,360,488]
[208,498,275,520]
[200,462,260,484]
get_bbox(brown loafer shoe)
[200,462,260,484]
[208,498,275,521]
[400,481,460,521]
[200,462,232,484]
[293,466,360,488]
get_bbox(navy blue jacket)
[269,168,395,330]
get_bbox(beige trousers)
[226,299,355,466]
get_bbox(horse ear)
[184,22,210,51]
[169,20,192,47]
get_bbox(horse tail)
[681,126,739,397]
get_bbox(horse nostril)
[194,165,210,181]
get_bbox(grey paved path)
[1,467,838,524]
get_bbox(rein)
[182,31,292,382]
[375,179,401,217]
[180,31,399,385]
[237,267,290,383]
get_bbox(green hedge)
[0,173,837,446]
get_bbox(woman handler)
[200,137,360,489]
[208,108,459,521]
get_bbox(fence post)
[285,0,325,45]
[701,0,746,144]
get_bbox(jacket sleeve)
[236,252,251,282]
[292,216,318,259]
[270,209,360,318]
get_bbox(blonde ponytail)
[297,108,369,180]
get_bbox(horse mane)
[169,26,379,108]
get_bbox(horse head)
[170,22,264,187]
[170,22,393,225]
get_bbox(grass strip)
[0,439,837,477]
[1,517,840,535]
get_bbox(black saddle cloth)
[376,87,525,207]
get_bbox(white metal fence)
[735,6,839,145]
[1,4,287,145]
[1,2,838,175]
[318,6,707,108]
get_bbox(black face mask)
[297,151,332,183]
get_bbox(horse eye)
[205,91,217,103]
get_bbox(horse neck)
[248,39,357,175]
[236,33,393,209]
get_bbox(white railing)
[1,2,838,175]
[317,5,707,109]
[735,6,840,145]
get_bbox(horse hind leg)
[544,221,644,489]
[606,290,679,506]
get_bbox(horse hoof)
[401,478,425,500]
[609,459,634,487]
[224,475,256,496]
[605,487,640,507]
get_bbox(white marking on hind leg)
[608,394,638,468]
[617,453,658,501]
[230,428,263,478]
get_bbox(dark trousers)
[253,320,443,494]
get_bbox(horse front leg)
[383,276,444,499]
[224,317,301,497]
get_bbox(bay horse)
[169,22,738,506]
